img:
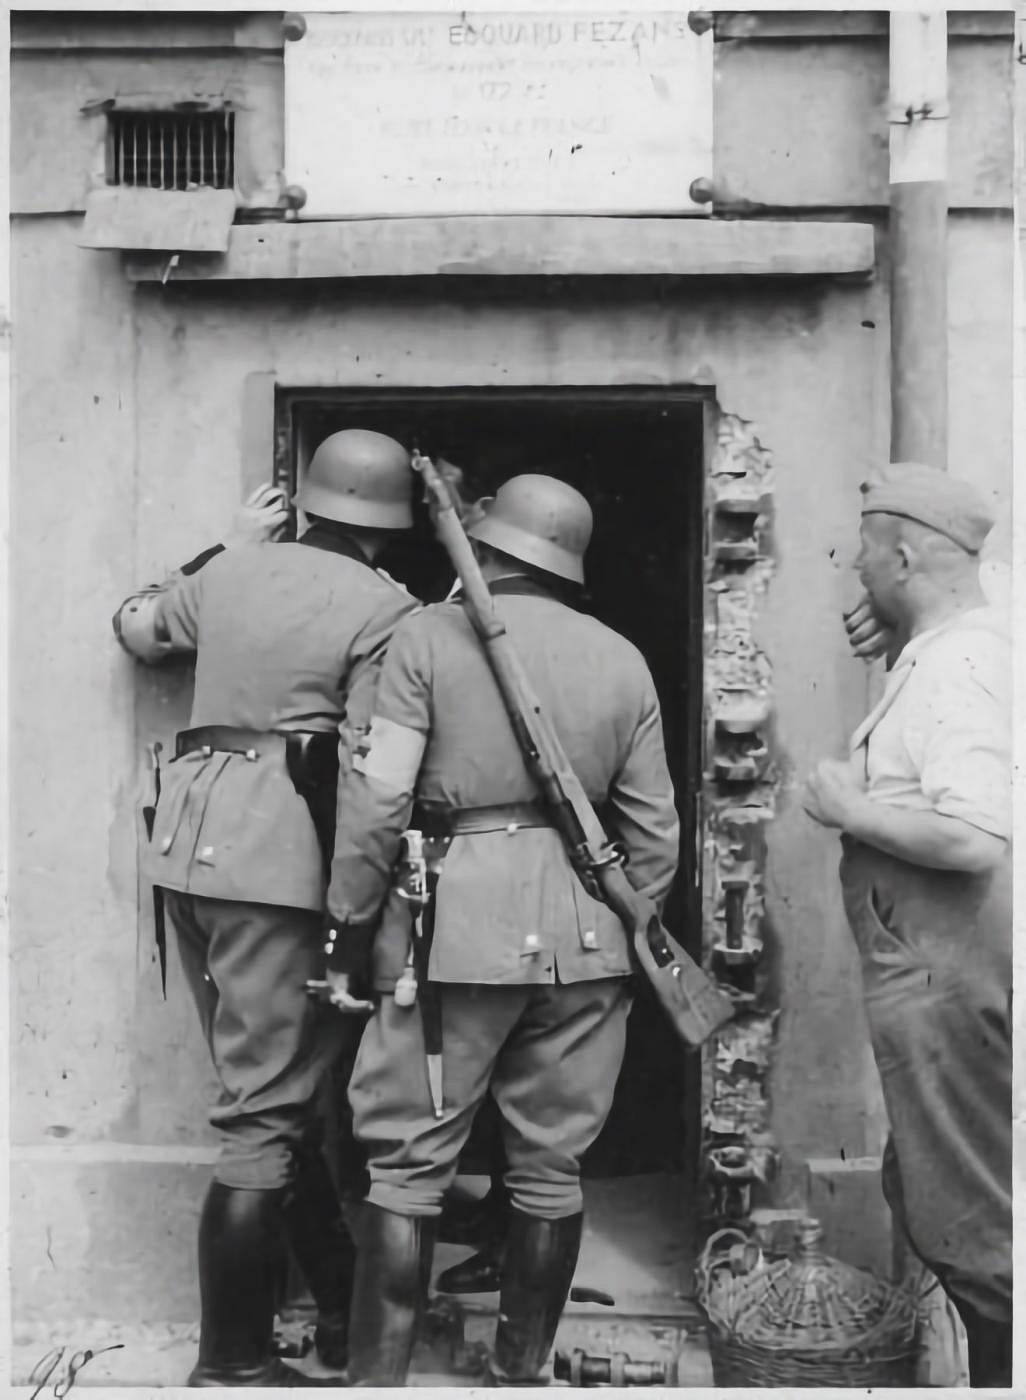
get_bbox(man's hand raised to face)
[843,593,894,662]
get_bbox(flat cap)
[860,462,995,553]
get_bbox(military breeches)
[349,978,631,1219]
[165,891,344,1190]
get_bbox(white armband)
[353,716,426,793]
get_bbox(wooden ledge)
[123,217,876,283]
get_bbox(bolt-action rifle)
[413,452,733,1048]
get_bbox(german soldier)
[324,474,680,1386]
[114,431,419,1386]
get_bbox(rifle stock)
[414,453,733,1048]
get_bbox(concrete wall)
[9,12,1013,1328]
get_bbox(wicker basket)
[696,1219,919,1388]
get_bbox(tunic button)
[522,933,541,956]
[245,748,258,762]
[160,837,172,853]
[506,823,520,835]
[201,746,213,758]
[198,845,215,864]
[582,930,598,950]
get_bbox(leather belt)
[174,726,339,868]
[175,725,334,762]
[413,801,555,837]
[176,725,282,760]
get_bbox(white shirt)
[850,605,1012,839]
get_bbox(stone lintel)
[123,217,877,283]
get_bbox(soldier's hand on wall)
[843,593,893,661]
[223,483,289,549]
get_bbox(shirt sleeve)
[606,671,681,908]
[907,639,1012,839]
[328,614,432,928]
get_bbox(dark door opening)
[277,387,707,1311]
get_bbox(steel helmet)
[467,474,592,584]
[293,429,414,530]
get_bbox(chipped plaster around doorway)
[700,409,779,1224]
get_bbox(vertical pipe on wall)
[889,11,949,468]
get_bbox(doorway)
[276,387,708,1312]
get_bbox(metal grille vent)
[108,111,235,192]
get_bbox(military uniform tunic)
[118,529,417,1188]
[329,578,679,1217]
[145,534,415,909]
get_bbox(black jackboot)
[487,1210,583,1385]
[281,1150,356,1372]
[188,1181,334,1388]
[346,1205,436,1386]
[437,1167,509,1291]
[436,1237,504,1294]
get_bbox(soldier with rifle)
[323,463,730,1386]
[113,431,420,1387]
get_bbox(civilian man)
[803,464,1012,1387]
